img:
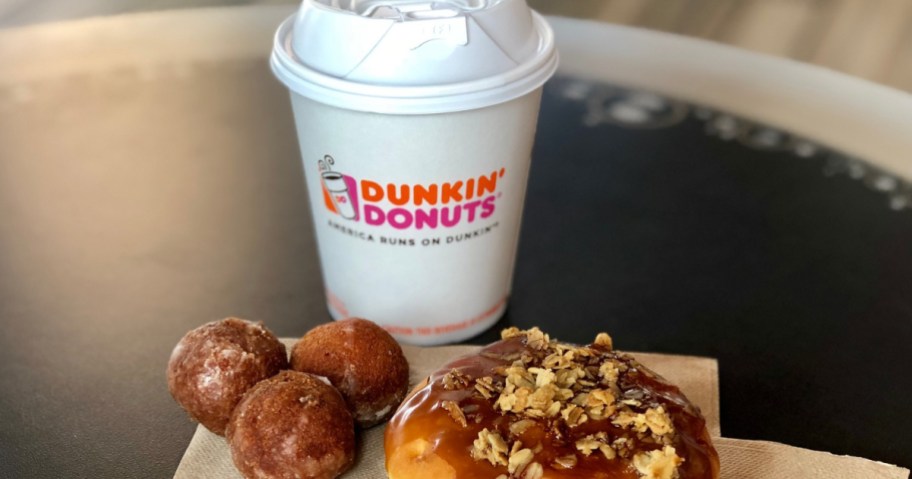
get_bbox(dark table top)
[1,12,911,479]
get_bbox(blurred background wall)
[1,0,910,92]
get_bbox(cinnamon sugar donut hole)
[167,318,287,435]
[290,318,409,428]
[227,371,355,479]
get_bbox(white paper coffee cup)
[271,0,557,344]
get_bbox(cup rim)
[270,12,558,115]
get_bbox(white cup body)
[290,90,543,344]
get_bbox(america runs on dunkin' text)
[327,219,499,247]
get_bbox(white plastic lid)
[270,0,558,114]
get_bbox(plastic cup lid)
[270,0,558,114]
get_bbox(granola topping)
[457,328,683,478]
[633,446,684,479]
[441,400,467,428]
[472,428,509,466]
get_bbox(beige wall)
[1,0,910,92]
[529,0,912,93]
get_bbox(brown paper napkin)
[716,438,908,478]
[174,340,909,479]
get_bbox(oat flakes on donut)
[385,327,720,479]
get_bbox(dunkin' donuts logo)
[319,155,504,230]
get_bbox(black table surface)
[1,57,910,478]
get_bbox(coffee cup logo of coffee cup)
[319,155,360,221]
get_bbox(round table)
[1,6,910,478]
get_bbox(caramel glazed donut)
[385,328,720,479]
